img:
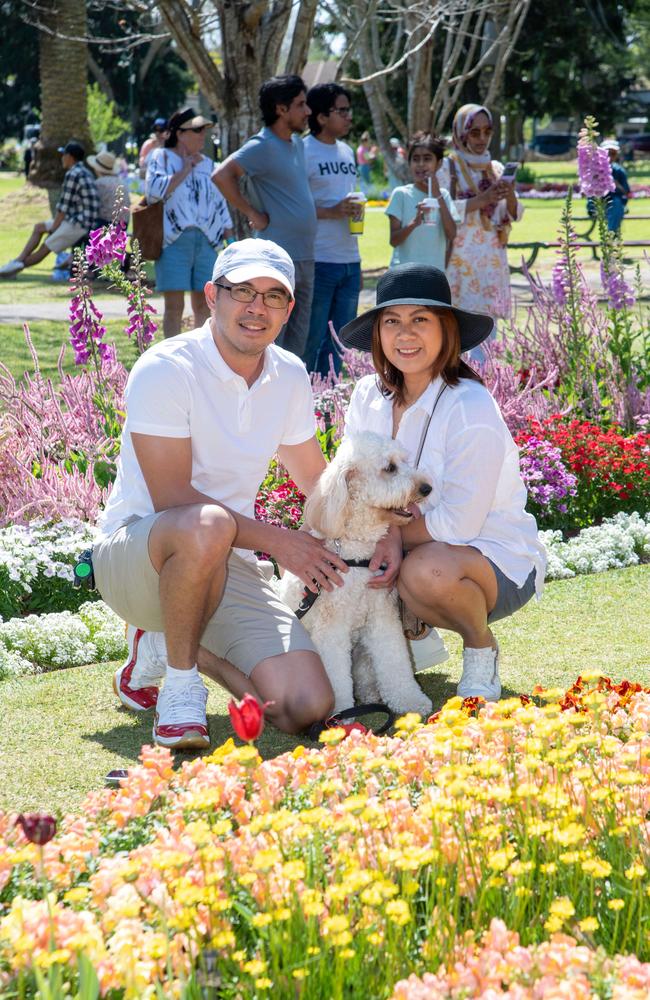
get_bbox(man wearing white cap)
[93,238,348,750]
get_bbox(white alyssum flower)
[0,518,98,615]
[0,601,127,672]
[541,511,650,580]
[0,644,33,680]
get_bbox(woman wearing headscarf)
[438,105,523,325]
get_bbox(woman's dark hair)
[164,107,195,149]
[371,307,483,404]
[407,131,446,163]
[259,75,306,126]
[307,83,351,135]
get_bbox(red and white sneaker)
[153,678,210,750]
[113,626,166,712]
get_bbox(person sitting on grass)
[93,239,354,751]
[0,141,99,279]
[386,132,458,271]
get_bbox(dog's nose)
[419,482,432,496]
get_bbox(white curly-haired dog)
[277,431,434,718]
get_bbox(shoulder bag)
[131,151,168,261]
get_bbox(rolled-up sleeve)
[424,423,505,543]
[145,150,173,203]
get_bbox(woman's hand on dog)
[367,526,403,590]
[274,531,349,593]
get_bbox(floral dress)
[438,159,523,320]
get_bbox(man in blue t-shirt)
[302,83,362,376]
[213,75,317,360]
[601,139,630,234]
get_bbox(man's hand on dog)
[367,526,403,590]
[275,531,349,593]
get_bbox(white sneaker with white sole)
[457,643,501,701]
[0,259,25,277]
[153,678,210,750]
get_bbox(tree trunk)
[31,0,92,189]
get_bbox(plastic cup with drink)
[421,175,438,225]
[347,191,367,235]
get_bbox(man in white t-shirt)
[93,239,348,750]
[302,84,361,376]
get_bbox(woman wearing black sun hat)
[339,263,547,702]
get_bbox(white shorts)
[44,219,88,253]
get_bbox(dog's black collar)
[294,557,372,619]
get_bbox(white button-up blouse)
[344,373,547,595]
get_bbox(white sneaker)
[408,628,449,673]
[113,626,166,712]
[457,643,501,701]
[153,678,210,750]
[0,259,25,277]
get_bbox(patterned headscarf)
[452,104,493,169]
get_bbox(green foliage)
[87,84,129,148]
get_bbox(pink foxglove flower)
[85,223,127,269]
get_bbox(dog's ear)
[304,459,353,538]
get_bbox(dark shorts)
[486,559,536,624]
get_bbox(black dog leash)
[308,703,395,741]
[295,557,372,620]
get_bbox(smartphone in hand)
[105,769,129,787]
[501,161,519,182]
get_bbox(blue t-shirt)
[232,127,317,261]
[386,183,458,270]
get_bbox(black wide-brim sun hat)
[339,263,494,354]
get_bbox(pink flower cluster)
[389,919,650,999]
[85,224,127,270]
[577,143,615,198]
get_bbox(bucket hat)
[339,263,494,354]
[87,151,119,175]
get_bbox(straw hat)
[87,151,119,175]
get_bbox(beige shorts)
[93,514,316,676]
[44,219,88,253]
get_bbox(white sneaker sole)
[152,726,210,751]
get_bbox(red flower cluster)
[557,675,649,714]
[517,416,649,528]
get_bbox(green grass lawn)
[0,564,648,816]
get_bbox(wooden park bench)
[508,238,650,274]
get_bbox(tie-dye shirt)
[145,149,232,249]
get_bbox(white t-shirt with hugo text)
[98,321,317,561]
[303,134,360,264]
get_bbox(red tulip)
[15,813,57,846]
[228,693,272,743]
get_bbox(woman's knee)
[399,547,455,604]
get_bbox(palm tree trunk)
[30,0,92,195]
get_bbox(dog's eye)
[384,462,397,474]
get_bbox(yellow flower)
[252,848,281,872]
[307,946,321,955]
[607,898,625,911]
[292,968,308,979]
[323,915,350,936]
[231,745,260,766]
[319,727,346,745]
[255,978,273,990]
[251,913,273,928]
[625,863,647,880]
[291,745,306,759]
[64,887,89,903]
[244,959,268,975]
[488,847,515,872]
[549,896,575,920]
[539,863,557,875]
[283,860,305,881]
[581,858,612,878]
[273,908,291,922]
[342,794,368,815]
[385,899,411,925]
[578,917,599,932]
[394,713,423,731]
[339,948,355,959]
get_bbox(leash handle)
[308,703,395,742]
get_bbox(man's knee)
[156,504,236,569]
[255,654,334,734]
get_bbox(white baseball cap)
[600,138,620,152]
[212,239,295,296]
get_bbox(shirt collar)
[199,319,279,387]
[406,374,446,415]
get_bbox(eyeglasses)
[329,107,352,117]
[180,125,211,133]
[214,282,292,309]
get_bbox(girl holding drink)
[385,133,458,270]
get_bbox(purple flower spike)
[600,263,636,310]
[85,223,127,269]
[577,144,615,199]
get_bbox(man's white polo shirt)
[98,320,316,561]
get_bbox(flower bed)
[0,677,648,997]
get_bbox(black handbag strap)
[414,383,447,468]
